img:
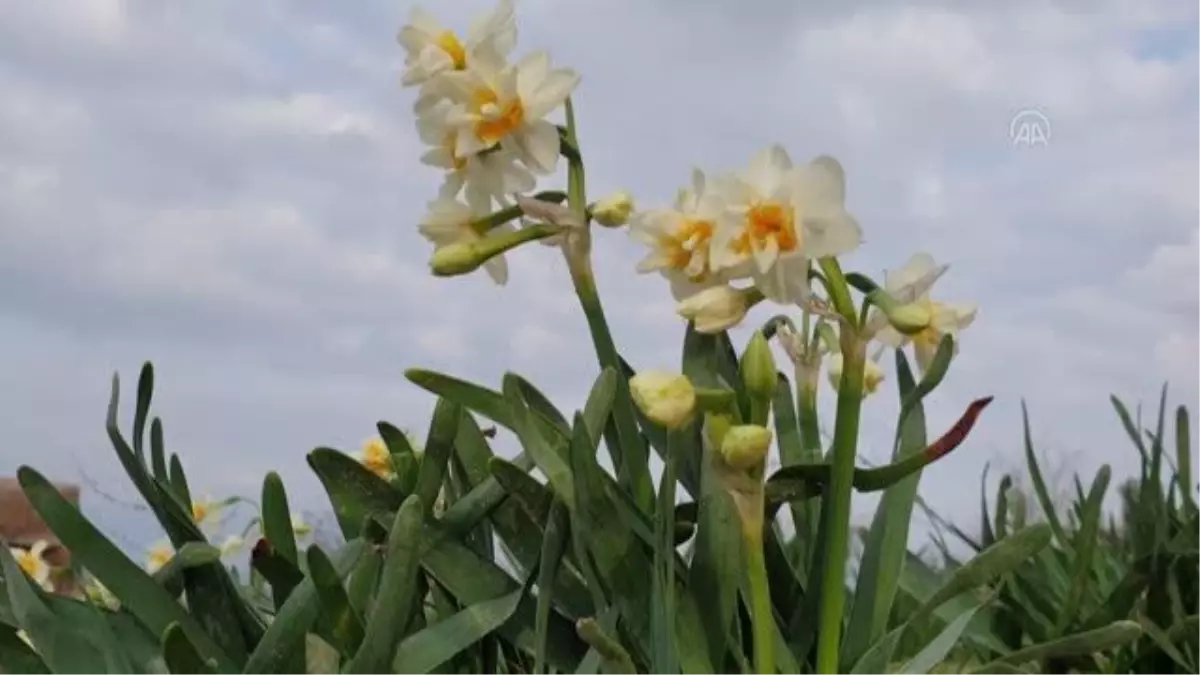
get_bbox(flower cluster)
[400,0,581,285]
[630,149,977,388]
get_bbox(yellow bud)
[720,424,773,470]
[429,241,484,276]
[827,354,886,398]
[629,370,696,430]
[740,331,777,400]
[591,191,635,228]
[677,285,750,334]
[885,303,932,335]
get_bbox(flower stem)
[561,97,655,514]
[653,430,680,673]
[813,334,866,673]
[745,524,774,675]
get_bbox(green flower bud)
[629,370,696,430]
[591,191,635,228]
[886,302,932,335]
[720,424,773,470]
[429,242,485,277]
[741,331,777,400]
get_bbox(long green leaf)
[0,624,49,674]
[970,621,1142,672]
[393,587,526,674]
[1055,465,1110,636]
[899,599,992,674]
[415,397,461,510]
[405,369,515,430]
[535,501,570,675]
[503,373,576,508]
[307,447,402,540]
[347,495,425,673]
[162,622,216,674]
[307,545,366,657]
[1021,402,1067,545]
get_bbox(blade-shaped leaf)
[307,447,402,540]
[405,369,515,430]
[393,587,527,674]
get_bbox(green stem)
[817,257,857,325]
[745,526,774,675]
[814,332,867,673]
[796,371,822,459]
[561,97,655,514]
[653,431,680,673]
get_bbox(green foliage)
[906,388,1198,674]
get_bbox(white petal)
[438,172,465,199]
[807,156,847,204]
[802,211,862,258]
[886,253,940,293]
[636,251,673,273]
[877,322,909,348]
[745,144,792,195]
[515,51,550,97]
[667,274,712,301]
[753,237,777,274]
[523,68,581,120]
[467,0,516,54]
[514,120,560,174]
[483,255,509,285]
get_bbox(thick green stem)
[745,526,774,675]
[814,335,867,673]
[561,98,655,514]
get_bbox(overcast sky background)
[1,0,1196,557]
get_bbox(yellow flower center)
[472,89,525,144]
[16,550,40,577]
[435,31,468,70]
[912,299,948,350]
[148,548,173,571]
[660,218,714,281]
[191,502,209,523]
[360,438,393,478]
[733,201,799,255]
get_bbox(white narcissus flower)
[191,496,221,526]
[397,0,516,87]
[146,541,174,574]
[826,353,886,398]
[872,252,978,373]
[439,51,580,174]
[676,284,754,334]
[708,145,861,305]
[417,98,536,205]
[418,196,513,285]
[219,536,245,558]
[11,541,52,591]
[629,168,728,300]
[629,371,696,430]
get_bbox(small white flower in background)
[592,191,635,228]
[417,97,536,206]
[628,371,696,430]
[291,514,313,538]
[10,541,52,591]
[677,285,754,334]
[437,51,581,174]
[357,436,394,480]
[826,353,886,398]
[872,252,978,373]
[708,146,861,305]
[629,168,728,300]
[219,535,245,558]
[146,541,174,574]
[191,496,221,526]
[397,0,516,87]
[418,196,513,284]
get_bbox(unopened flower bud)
[741,331,777,400]
[885,302,932,335]
[677,285,751,334]
[720,424,773,470]
[827,354,886,397]
[591,191,634,228]
[629,370,696,430]
[430,241,484,277]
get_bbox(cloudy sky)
[1,0,1196,555]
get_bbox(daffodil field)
[1,2,1195,673]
